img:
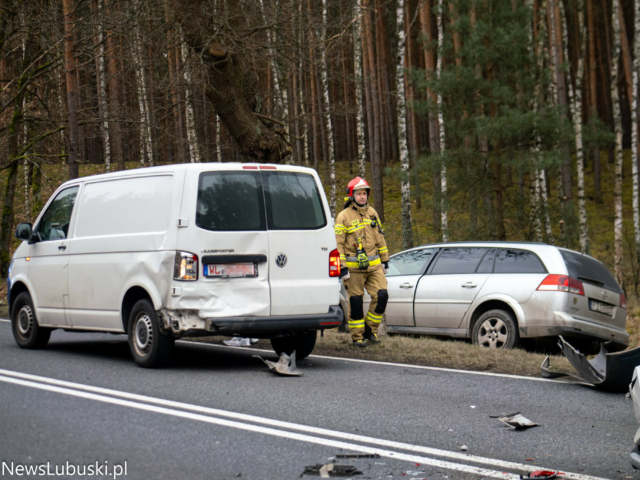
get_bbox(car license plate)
[204,263,257,278]
[589,299,614,317]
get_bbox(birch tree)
[397,0,413,249]
[611,0,624,284]
[93,0,111,172]
[181,39,202,163]
[354,3,366,178]
[321,0,336,217]
[561,1,589,253]
[437,0,448,241]
[63,0,80,179]
[632,0,640,265]
[132,0,153,166]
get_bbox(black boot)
[364,332,380,344]
[352,339,367,348]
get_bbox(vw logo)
[602,291,608,301]
[275,253,287,268]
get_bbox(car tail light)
[174,251,198,281]
[620,293,628,309]
[537,274,584,295]
[329,249,341,277]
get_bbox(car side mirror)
[15,223,33,241]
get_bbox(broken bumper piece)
[540,335,640,392]
[158,305,343,337]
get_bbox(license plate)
[204,263,257,278]
[589,299,614,317]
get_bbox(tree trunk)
[611,0,624,285]
[436,0,448,241]
[397,0,413,250]
[132,0,153,166]
[105,0,124,170]
[362,0,384,219]
[562,0,589,254]
[354,1,366,177]
[92,0,111,172]
[63,0,79,179]
[586,0,602,203]
[419,0,441,234]
[181,39,202,163]
[321,0,336,217]
[633,0,640,265]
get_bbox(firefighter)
[335,177,389,347]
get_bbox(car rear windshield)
[263,172,326,230]
[196,172,266,231]
[560,250,622,293]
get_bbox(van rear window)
[263,172,326,230]
[197,172,266,231]
[560,250,621,293]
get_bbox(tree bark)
[397,0,413,250]
[63,0,79,179]
[633,0,640,265]
[436,0,448,241]
[354,1,367,177]
[586,0,602,203]
[611,0,624,285]
[181,39,202,163]
[92,0,111,172]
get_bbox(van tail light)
[537,274,584,295]
[329,249,341,277]
[620,293,628,309]
[174,251,198,281]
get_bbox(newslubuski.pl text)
[2,461,127,478]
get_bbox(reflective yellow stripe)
[366,313,382,324]
[339,255,346,260]
[345,258,382,268]
[367,311,383,319]
[349,322,365,328]
[379,247,388,253]
[335,226,346,234]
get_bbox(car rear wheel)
[11,292,51,349]
[270,331,317,360]
[472,309,519,349]
[127,299,174,368]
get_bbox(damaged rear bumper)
[158,305,343,338]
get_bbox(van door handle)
[58,245,67,251]
[462,282,476,288]
[399,283,414,289]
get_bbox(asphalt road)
[0,319,636,480]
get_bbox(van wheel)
[128,299,174,368]
[270,331,317,360]
[472,309,519,349]
[11,292,51,349]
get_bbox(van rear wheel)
[472,309,519,349]
[128,299,174,368]
[270,331,317,360]
[11,292,51,349]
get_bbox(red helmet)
[346,177,371,198]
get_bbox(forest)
[1,0,639,292]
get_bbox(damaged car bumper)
[157,305,343,338]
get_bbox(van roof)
[59,162,318,187]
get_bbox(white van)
[8,163,343,367]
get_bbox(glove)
[383,261,389,274]
[340,268,350,281]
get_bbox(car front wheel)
[270,331,317,360]
[127,299,174,368]
[472,309,519,349]
[11,292,51,349]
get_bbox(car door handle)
[399,283,414,289]
[461,282,477,288]
[58,245,67,251]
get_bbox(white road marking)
[0,368,607,480]
[0,319,584,385]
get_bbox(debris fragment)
[460,445,468,451]
[336,453,380,459]
[254,352,303,376]
[489,412,520,419]
[302,464,363,477]
[498,413,538,430]
[520,471,560,479]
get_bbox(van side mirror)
[15,223,33,241]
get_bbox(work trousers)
[344,266,388,341]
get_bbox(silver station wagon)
[345,242,628,350]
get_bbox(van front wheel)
[128,299,174,368]
[11,292,51,349]
[270,331,317,360]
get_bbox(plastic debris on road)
[460,445,468,451]
[498,413,539,429]
[302,464,363,477]
[335,453,381,459]
[253,351,303,376]
[520,470,561,479]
